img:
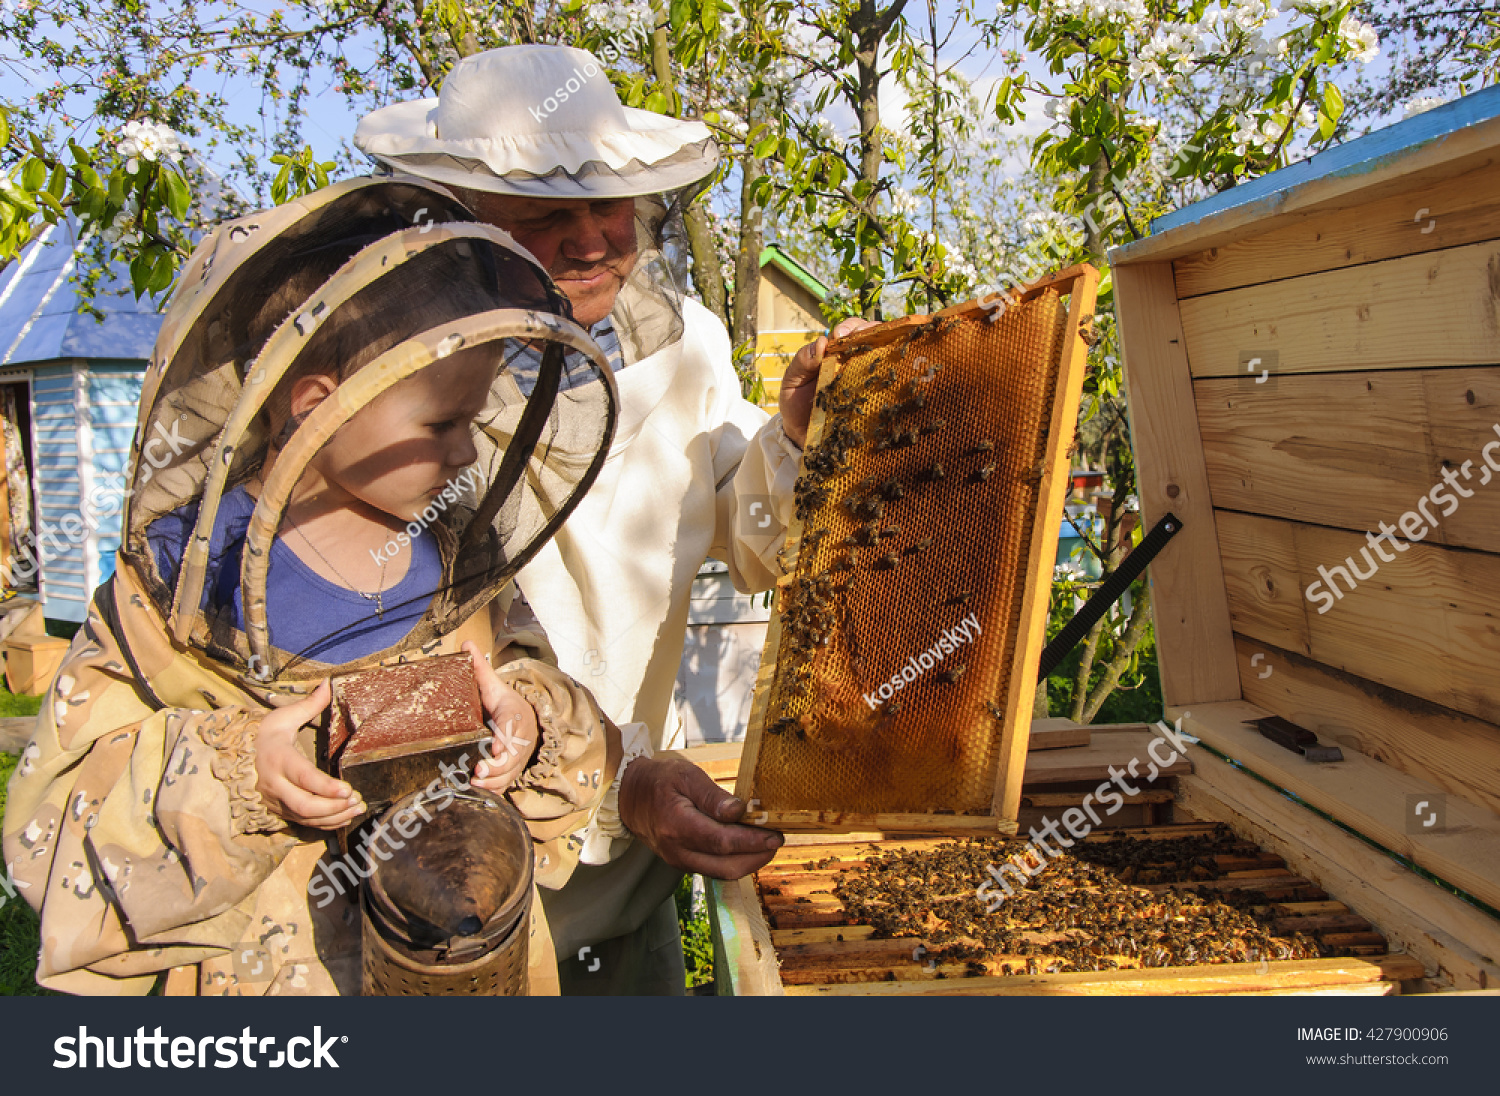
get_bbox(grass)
[0,745,51,996]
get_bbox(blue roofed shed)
[0,220,162,622]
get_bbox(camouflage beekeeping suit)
[1,178,622,994]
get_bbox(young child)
[1,178,623,995]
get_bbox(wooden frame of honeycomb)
[737,265,1100,836]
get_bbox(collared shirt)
[503,317,625,397]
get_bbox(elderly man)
[356,44,859,994]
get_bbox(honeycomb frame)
[736,265,1100,836]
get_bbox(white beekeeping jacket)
[513,297,800,761]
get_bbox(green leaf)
[1322,82,1344,123]
[20,158,45,193]
[0,109,9,148]
[161,166,190,220]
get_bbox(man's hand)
[255,680,366,829]
[779,317,880,447]
[619,757,783,879]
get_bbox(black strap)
[1035,512,1183,682]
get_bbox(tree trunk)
[846,0,908,318]
[731,103,765,366]
[649,0,727,320]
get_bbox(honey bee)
[917,419,945,437]
[874,552,899,570]
[907,536,934,555]
[938,664,967,684]
[967,439,995,455]
[918,462,945,482]
[970,463,996,483]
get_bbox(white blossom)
[117,120,182,174]
[1337,14,1379,63]
[1404,96,1448,118]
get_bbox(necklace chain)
[287,517,388,619]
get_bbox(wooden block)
[1172,153,1500,297]
[1114,261,1240,709]
[1178,239,1500,379]
[1234,636,1500,817]
[1020,729,1192,786]
[1027,718,1092,750]
[3,634,71,695]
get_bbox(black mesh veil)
[119,178,617,684]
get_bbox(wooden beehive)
[706,86,1500,996]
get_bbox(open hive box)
[704,87,1500,996]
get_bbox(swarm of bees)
[829,826,1325,976]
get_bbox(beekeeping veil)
[114,176,617,687]
[353,43,720,366]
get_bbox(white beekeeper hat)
[354,44,720,199]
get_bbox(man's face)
[457,190,639,328]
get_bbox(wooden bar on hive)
[736,265,1100,836]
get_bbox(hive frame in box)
[735,265,1099,837]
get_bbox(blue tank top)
[148,484,443,664]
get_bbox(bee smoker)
[318,655,534,996]
[359,785,534,996]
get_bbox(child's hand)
[464,641,540,793]
[254,680,366,829]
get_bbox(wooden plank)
[1194,367,1500,555]
[1110,100,1500,267]
[1114,261,1240,708]
[707,876,784,996]
[749,810,1017,836]
[658,742,742,783]
[1173,152,1500,297]
[1177,748,1500,993]
[1027,719,1092,750]
[783,954,1425,996]
[1235,636,1500,817]
[991,266,1100,822]
[1217,510,1500,725]
[1175,702,1500,924]
[1020,728,1192,785]
[1177,239,1500,379]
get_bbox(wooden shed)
[0,220,157,625]
[751,244,828,409]
[702,86,1500,996]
